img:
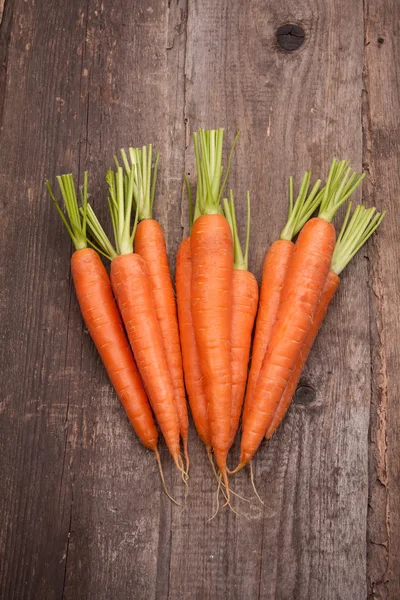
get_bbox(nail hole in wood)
[295,385,316,404]
[276,24,305,51]
[377,37,384,46]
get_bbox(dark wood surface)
[0,1,398,598]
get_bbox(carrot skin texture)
[265,270,340,439]
[110,253,181,462]
[242,240,294,427]
[241,218,336,465]
[176,237,210,447]
[71,248,158,450]
[135,219,189,455]
[191,214,233,473]
[229,269,259,446]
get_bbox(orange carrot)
[223,192,258,447]
[84,166,184,478]
[188,128,238,497]
[119,146,190,472]
[242,170,322,428]
[176,236,210,448]
[236,159,365,470]
[265,203,385,439]
[46,174,158,452]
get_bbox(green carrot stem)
[118,144,160,221]
[331,202,386,275]
[84,204,117,260]
[319,159,366,222]
[280,169,322,241]
[223,190,250,271]
[46,172,88,251]
[190,128,239,217]
[85,163,140,258]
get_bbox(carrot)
[242,169,322,428]
[176,235,210,448]
[223,191,258,447]
[188,128,238,497]
[46,174,159,451]
[176,176,211,449]
[236,159,365,470]
[84,165,184,479]
[118,146,190,473]
[265,203,385,439]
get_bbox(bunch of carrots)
[47,128,385,507]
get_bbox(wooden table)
[1,1,399,598]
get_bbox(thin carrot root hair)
[208,475,222,522]
[155,448,180,506]
[221,469,231,507]
[249,461,265,507]
[183,440,190,480]
[176,454,189,498]
[207,474,243,520]
[206,448,250,504]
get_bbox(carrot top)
[318,159,365,223]
[331,202,385,275]
[223,190,250,270]
[46,173,88,251]
[117,144,160,221]
[84,166,138,260]
[280,169,322,241]
[191,128,239,217]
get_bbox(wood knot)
[295,385,316,404]
[276,24,305,51]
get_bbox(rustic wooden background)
[0,0,399,598]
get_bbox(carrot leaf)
[189,128,239,218]
[280,169,322,241]
[46,173,88,252]
[118,144,160,221]
[318,159,366,222]
[84,165,138,258]
[223,190,250,270]
[84,204,118,260]
[331,203,386,275]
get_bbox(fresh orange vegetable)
[236,160,365,470]
[191,213,232,484]
[223,192,258,447]
[46,174,158,452]
[265,203,385,439]
[84,166,184,478]
[119,146,189,472]
[176,236,210,448]
[188,128,238,496]
[242,170,322,428]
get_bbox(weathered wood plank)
[170,1,368,599]
[364,1,400,597]
[0,0,186,599]
[0,2,95,598]
[1,0,399,598]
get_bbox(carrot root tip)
[228,461,246,476]
[207,475,222,522]
[154,449,180,506]
[249,461,265,507]
[183,440,190,480]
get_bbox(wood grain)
[364,1,400,597]
[180,1,367,599]
[0,0,399,598]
